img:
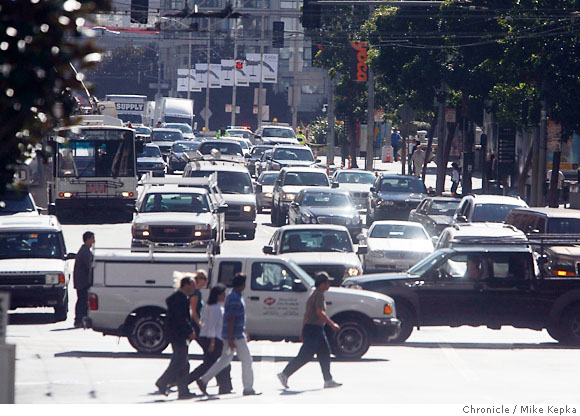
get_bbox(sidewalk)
[317,155,482,195]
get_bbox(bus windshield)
[57,129,135,177]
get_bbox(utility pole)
[257,8,265,130]
[231,22,239,126]
[326,74,336,165]
[292,0,300,131]
[187,30,192,101]
[537,99,547,207]
[204,18,211,131]
[365,5,375,171]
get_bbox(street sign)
[0,292,8,345]
[200,107,212,121]
[225,105,240,114]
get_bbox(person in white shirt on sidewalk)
[186,284,233,394]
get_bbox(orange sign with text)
[351,41,368,82]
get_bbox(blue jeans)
[283,324,332,382]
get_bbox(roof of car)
[444,223,526,238]
[273,144,310,149]
[423,196,461,202]
[299,187,350,195]
[461,194,528,206]
[281,167,327,174]
[152,128,183,133]
[0,215,61,232]
[452,244,532,254]
[377,173,423,180]
[335,169,375,174]
[370,220,426,228]
[509,207,580,218]
[186,160,250,172]
[142,185,207,195]
[278,224,351,232]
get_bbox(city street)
[7,206,580,406]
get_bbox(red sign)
[264,297,276,306]
[350,41,368,82]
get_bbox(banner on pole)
[209,63,221,88]
[245,53,261,83]
[221,60,235,87]
[195,64,208,87]
[261,54,279,83]
[176,68,201,92]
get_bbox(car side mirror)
[537,255,548,266]
[263,246,274,255]
[217,205,228,213]
[370,186,376,193]
[292,279,307,292]
[290,201,299,208]
[431,236,439,246]
[266,155,272,160]
[37,207,46,214]
[456,215,468,223]
[331,182,339,189]
[244,153,251,158]
[356,233,366,242]
[255,184,263,193]
[65,253,76,260]
[315,159,321,164]
[255,135,261,139]
[357,246,368,255]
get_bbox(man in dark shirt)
[73,231,94,328]
[156,276,197,399]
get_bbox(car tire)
[547,324,563,342]
[389,303,415,344]
[558,305,580,345]
[329,320,370,360]
[128,314,169,354]
[271,203,278,225]
[54,292,68,322]
[246,230,256,240]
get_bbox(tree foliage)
[0,0,110,192]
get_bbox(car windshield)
[547,218,580,234]
[273,148,314,162]
[164,124,193,134]
[0,231,64,259]
[430,200,461,215]
[0,191,35,214]
[135,126,151,135]
[262,128,296,138]
[228,130,251,138]
[472,204,520,222]
[283,172,329,187]
[302,192,352,207]
[137,146,162,158]
[198,142,243,156]
[152,130,182,142]
[280,230,353,253]
[370,224,428,240]
[407,251,449,275]
[260,173,278,185]
[187,171,253,194]
[337,171,375,184]
[378,177,425,193]
[250,146,272,158]
[142,193,210,213]
[235,140,249,149]
[172,142,200,153]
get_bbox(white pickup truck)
[87,250,400,359]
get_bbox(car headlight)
[282,193,296,201]
[133,224,149,231]
[155,163,165,168]
[243,205,253,212]
[45,273,65,284]
[345,283,363,290]
[379,200,394,206]
[370,250,384,258]
[264,192,273,198]
[352,216,361,225]
[344,267,362,277]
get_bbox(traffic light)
[272,21,284,48]
[236,60,244,69]
[301,0,321,29]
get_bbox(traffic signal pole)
[231,23,239,126]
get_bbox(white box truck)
[155,97,195,127]
[105,94,147,125]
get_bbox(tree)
[0,0,110,193]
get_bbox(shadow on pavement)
[400,341,580,350]
[8,312,57,325]
[54,350,388,362]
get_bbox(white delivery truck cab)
[156,97,194,127]
[88,250,400,359]
[105,94,147,125]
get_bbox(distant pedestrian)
[186,284,233,394]
[156,121,162,128]
[391,130,401,162]
[410,145,426,177]
[451,162,461,197]
[196,273,261,396]
[155,276,197,399]
[73,231,94,328]
[277,272,342,390]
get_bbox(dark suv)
[366,174,426,225]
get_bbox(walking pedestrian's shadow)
[280,388,322,396]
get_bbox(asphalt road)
[7,212,580,406]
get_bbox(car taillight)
[89,293,98,311]
[59,274,66,284]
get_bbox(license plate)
[86,183,107,194]
[164,228,180,233]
